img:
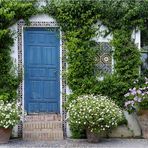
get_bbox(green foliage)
[70,125,86,139]
[0,93,9,102]
[98,0,148,31]
[67,95,125,134]
[112,30,141,82]
[91,75,130,107]
[140,99,148,110]
[45,0,143,108]
[0,100,21,128]
[0,0,37,28]
[45,0,100,33]
[65,37,98,94]
[93,29,141,107]
[46,0,101,94]
[0,0,37,101]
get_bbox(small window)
[96,42,112,75]
[141,29,148,76]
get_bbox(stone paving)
[0,138,148,148]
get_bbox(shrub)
[0,100,21,128]
[67,94,124,134]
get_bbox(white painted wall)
[132,29,141,49]
[29,14,55,22]
[94,21,113,42]
[10,24,18,65]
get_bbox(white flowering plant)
[67,95,124,134]
[124,77,148,113]
[0,100,21,128]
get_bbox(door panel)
[24,27,60,113]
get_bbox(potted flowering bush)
[67,94,124,142]
[0,98,21,143]
[124,77,148,138]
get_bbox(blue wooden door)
[24,27,60,113]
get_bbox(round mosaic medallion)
[101,53,111,64]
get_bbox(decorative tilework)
[96,42,112,74]
[61,32,67,137]
[17,21,67,137]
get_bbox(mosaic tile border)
[17,20,67,137]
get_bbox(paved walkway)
[0,138,148,148]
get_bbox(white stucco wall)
[9,23,18,138]
[10,24,18,65]
[132,29,141,49]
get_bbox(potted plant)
[67,94,124,142]
[124,77,148,138]
[0,94,21,144]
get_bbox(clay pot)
[0,128,12,144]
[137,110,148,139]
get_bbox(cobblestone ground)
[0,138,148,148]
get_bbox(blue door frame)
[24,27,60,113]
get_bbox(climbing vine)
[0,0,37,101]
[45,0,148,137]
[45,0,147,106]
[45,0,101,95]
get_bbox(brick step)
[23,130,63,141]
[23,121,62,131]
[23,114,63,141]
[24,130,63,133]
[25,114,61,122]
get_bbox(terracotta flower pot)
[0,128,12,144]
[86,129,101,143]
[137,110,148,139]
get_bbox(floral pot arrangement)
[67,94,125,143]
[0,98,21,143]
[125,77,148,138]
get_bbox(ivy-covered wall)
[1,0,145,107]
[0,0,37,101]
[45,0,145,108]
[44,0,148,138]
